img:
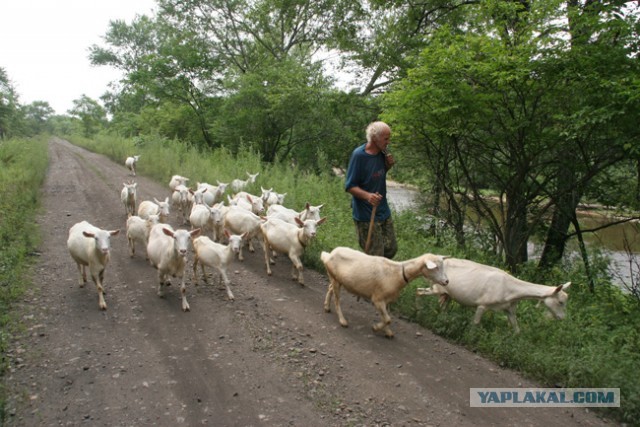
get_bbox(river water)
[386,184,639,289]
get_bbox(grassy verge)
[69,133,639,423]
[0,136,49,423]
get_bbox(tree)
[384,0,640,272]
[22,101,55,135]
[0,67,25,139]
[538,0,640,271]
[68,95,108,137]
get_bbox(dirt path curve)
[3,138,609,426]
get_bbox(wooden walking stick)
[364,205,377,254]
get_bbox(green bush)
[0,136,48,423]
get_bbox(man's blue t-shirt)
[345,144,391,222]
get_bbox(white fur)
[125,155,140,176]
[322,247,449,338]
[223,206,264,261]
[416,258,570,333]
[125,214,160,259]
[146,224,201,312]
[192,231,246,301]
[260,217,326,285]
[138,197,170,223]
[120,181,137,217]
[66,221,120,310]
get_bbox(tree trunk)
[504,193,529,271]
[539,167,581,268]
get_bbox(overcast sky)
[0,0,156,115]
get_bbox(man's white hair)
[366,121,390,143]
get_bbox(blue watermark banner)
[470,388,620,407]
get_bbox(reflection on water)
[387,184,640,288]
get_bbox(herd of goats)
[65,155,571,338]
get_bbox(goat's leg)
[76,263,86,287]
[290,254,304,285]
[332,282,348,327]
[438,294,450,309]
[263,237,273,275]
[91,269,107,311]
[157,271,166,297]
[372,300,393,338]
[180,276,190,312]
[128,237,135,257]
[192,256,200,284]
[415,287,435,296]
[323,282,334,313]
[218,268,235,301]
[506,304,520,333]
[473,306,486,325]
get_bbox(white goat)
[125,155,140,176]
[126,214,160,259]
[146,224,201,312]
[138,197,170,223]
[322,247,449,338]
[261,217,326,285]
[169,175,189,192]
[192,231,247,301]
[223,206,264,261]
[416,258,571,333]
[171,184,192,224]
[197,181,228,206]
[189,203,225,242]
[266,202,322,225]
[230,172,259,193]
[67,221,120,310]
[232,191,265,215]
[120,181,137,217]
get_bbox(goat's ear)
[295,217,304,227]
[441,255,451,260]
[425,259,437,270]
[190,228,201,237]
[110,229,121,236]
[83,231,96,238]
[317,217,327,225]
[554,282,571,294]
[162,227,175,237]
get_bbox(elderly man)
[344,121,397,259]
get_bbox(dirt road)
[3,138,609,426]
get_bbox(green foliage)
[67,95,108,137]
[0,136,48,423]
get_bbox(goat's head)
[543,282,571,319]
[421,254,449,286]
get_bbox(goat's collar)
[297,232,307,248]
[401,263,409,284]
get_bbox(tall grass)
[0,136,48,423]
[69,134,639,423]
